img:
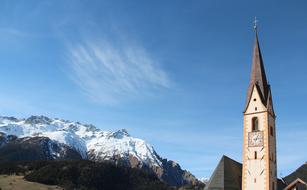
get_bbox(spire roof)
[245,30,270,110]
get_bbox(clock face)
[248,132,264,147]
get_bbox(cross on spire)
[253,16,258,31]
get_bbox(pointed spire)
[250,30,269,97]
[245,22,270,110]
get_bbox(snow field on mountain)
[0,116,161,166]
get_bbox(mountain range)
[0,115,200,187]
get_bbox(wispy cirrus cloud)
[0,28,27,37]
[67,40,171,105]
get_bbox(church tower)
[242,25,277,190]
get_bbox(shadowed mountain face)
[0,133,82,161]
[0,116,201,187]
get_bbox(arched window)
[252,117,258,131]
[254,151,257,159]
[270,126,274,136]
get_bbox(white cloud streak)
[68,40,171,105]
[0,28,27,37]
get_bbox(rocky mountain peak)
[25,115,52,125]
[0,116,20,122]
[109,129,130,139]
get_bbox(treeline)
[0,160,174,190]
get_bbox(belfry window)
[254,151,257,159]
[252,117,259,131]
[270,126,274,136]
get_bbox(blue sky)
[0,0,306,178]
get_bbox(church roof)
[283,178,307,190]
[205,155,287,190]
[283,163,307,187]
[205,155,242,190]
[277,178,287,190]
[245,31,270,111]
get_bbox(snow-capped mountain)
[0,133,83,161]
[0,115,199,187]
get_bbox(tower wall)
[243,86,269,190]
[242,31,277,190]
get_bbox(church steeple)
[242,21,277,190]
[245,29,270,111]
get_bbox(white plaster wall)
[243,86,276,190]
[244,112,266,190]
